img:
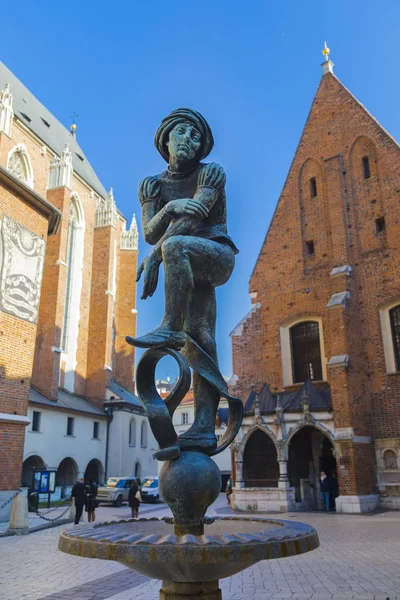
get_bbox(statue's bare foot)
[126,327,186,350]
[178,430,217,454]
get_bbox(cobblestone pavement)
[1,496,400,600]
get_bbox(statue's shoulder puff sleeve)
[138,175,161,206]
[197,162,226,192]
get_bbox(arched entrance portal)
[243,429,279,487]
[21,455,45,487]
[56,457,78,487]
[84,459,104,485]
[288,426,337,509]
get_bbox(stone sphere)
[159,451,221,525]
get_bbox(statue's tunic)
[139,162,239,255]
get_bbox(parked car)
[140,477,161,503]
[97,477,137,507]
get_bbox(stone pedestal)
[335,494,379,514]
[160,581,221,600]
[8,493,28,535]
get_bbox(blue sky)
[2,0,399,383]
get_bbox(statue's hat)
[154,108,214,163]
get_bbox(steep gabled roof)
[0,61,108,199]
[250,69,400,287]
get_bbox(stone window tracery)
[7,145,34,188]
[8,151,26,181]
[61,198,80,353]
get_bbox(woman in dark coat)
[85,480,98,523]
[128,480,140,518]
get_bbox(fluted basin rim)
[59,515,318,556]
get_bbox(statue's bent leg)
[180,286,220,453]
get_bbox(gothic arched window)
[7,145,34,187]
[389,305,400,371]
[129,418,136,446]
[290,321,323,383]
[141,421,148,448]
[61,198,80,352]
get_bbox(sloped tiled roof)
[29,387,106,416]
[0,61,108,199]
[106,381,142,408]
[244,380,331,415]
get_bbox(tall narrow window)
[310,177,317,198]
[375,216,385,234]
[181,412,189,425]
[66,417,74,436]
[32,411,41,432]
[61,201,79,352]
[305,240,315,255]
[362,156,371,179]
[141,421,148,448]
[290,321,323,383]
[389,305,400,371]
[129,419,136,446]
[93,421,99,439]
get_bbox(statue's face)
[167,123,202,163]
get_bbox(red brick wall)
[86,224,116,405]
[0,177,49,491]
[115,248,138,392]
[230,304,265,400]
[32,187,70,398]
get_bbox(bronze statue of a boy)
[127,108,239,454]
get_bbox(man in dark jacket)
[71,478,86,525]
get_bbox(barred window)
[390,305,400,371]
[290,321,323,383]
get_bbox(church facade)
[0,60,156,519]
[230,55,400,514]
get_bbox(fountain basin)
[59,516,319,582]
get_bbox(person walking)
[85,479,98,523]
[319,471,332,512]
[71,478,86,525]
[128,479,140,518]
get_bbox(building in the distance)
[0,60,157,516]
[230,49,400,514]
[156,385,232,489]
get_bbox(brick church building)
[230,51,400,514]
[0,61,157,520]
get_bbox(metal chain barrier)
[0,489,20,512]
[26,492,72,522]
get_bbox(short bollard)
[8,492,29,535]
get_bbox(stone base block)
[335,494,379,514]
[0,490,17,523]
[232,487,295,513]
[160,580,221,599]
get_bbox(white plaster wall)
[23,406,106,479]
[107,410,158,479]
